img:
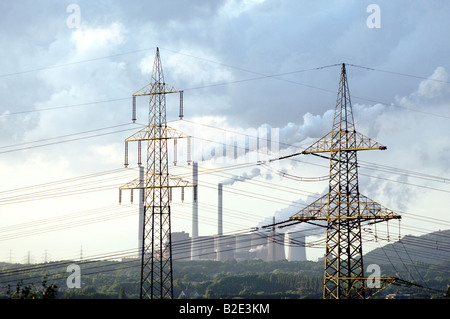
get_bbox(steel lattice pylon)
[120,48,193,299]
[289,64,401,299]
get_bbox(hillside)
[0,230,448,299]
[364,229,450,266]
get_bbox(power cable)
[0,97,130,117]
[0,47,156,78]
[182,118,450,186]
[347,63,450,85]
[0,125,141,155]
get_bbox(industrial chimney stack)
[191,162,199,260]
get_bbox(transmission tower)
[119,47,193,299]
[289,63,401,299]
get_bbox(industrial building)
[171,230,306,262]
[169,161,308,262]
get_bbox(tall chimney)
[138,166,144,256]
[191,162,199,260]
[192,162,198,238]
[218,183,223,236]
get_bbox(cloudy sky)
[0,0,449,263]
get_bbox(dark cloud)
[1,1,449,260]
[3,0,450,130]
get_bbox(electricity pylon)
[119,48,193,299]
[289,63,401,299]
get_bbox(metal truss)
[120,48,193,299]
[289,64,401,299]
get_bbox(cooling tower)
[216,235,236,261]
[235,233,252,260]
[267,232,286,261]
[287,232,307,261]
[250,232,269,260]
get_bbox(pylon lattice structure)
[119,48,193,299]
[289,64,401,299]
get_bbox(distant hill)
[364,229,450,266]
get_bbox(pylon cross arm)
[302,131,386,154]
[289,193,401,221]
[125,125,190,142]
[358,194,401,220]
[120,175,195,190]
[133,83,182,96]
[289,194,329,221]
[168,176,196,188]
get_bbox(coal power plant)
[170,162,307,262]
[171,229,306,262]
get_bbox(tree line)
[0,259,448,299]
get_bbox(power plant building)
[171,231,191,261]
[216,235,236,261]
[172,230,306,262]
[184,162,307,262]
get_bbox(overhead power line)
[0,97,130,117]
[0,123,141,155]
[0,123,136,150]
[2,49,449,121]
[347,63,450,84]
[1,228,446,296]
[0,47,157,78]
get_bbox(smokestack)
[191,162,199,260]
[216,184,236,261]
[192,162,198,238]
[271,217,275,261]
[267,216,286,261]
[138,166,144,256]
[218,183,223,236]
[216,183,225,261]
